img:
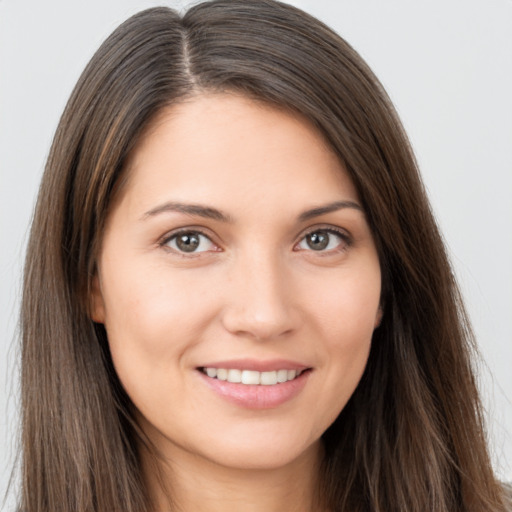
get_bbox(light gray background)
[1,0,511,507]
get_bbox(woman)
[18,1,509,511]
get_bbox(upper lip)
[197,358,310,372]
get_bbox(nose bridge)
[221,246,297,340]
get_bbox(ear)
[90,273,106,324]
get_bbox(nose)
[220,252,300,341]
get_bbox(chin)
[186,426,323,473]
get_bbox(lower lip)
[198,370,311,409]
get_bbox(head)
[21,1,504,511]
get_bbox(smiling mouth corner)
[198,367,309,385]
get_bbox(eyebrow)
[141,202,233,222]
[141,199,363,223]
[298,200,363,222]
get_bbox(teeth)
[277,369,288,383]
[241,370,260,385]
[227,369,242,383]
[202,367,304,385]
[260,371,277,385]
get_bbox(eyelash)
[158,228,218,256]
[158,225,353,256]
[295,226,352,254]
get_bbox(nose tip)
[220,261,299,341]
[222,307,295,341]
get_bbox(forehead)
[117,93,359,216]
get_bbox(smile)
[200,367,305,385]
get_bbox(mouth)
[198,367,308,385]
[196,360,312,408]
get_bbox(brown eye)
[165,231,216,253]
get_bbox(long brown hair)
[19,1,508,511]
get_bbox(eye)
[296,229,349,252]
[164,230,217,254]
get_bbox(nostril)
[220,306,299,341]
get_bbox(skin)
[91,94,382,511]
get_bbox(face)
[92,94,382,472]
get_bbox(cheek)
[303,264,380,422]
[308,263,381,340]
[100,274,199,419]
[319,282,376,375]
[100,266,205,378]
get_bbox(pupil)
[176,233,200,252]
[307,232,329,250]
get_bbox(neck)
[141,441,326,512]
